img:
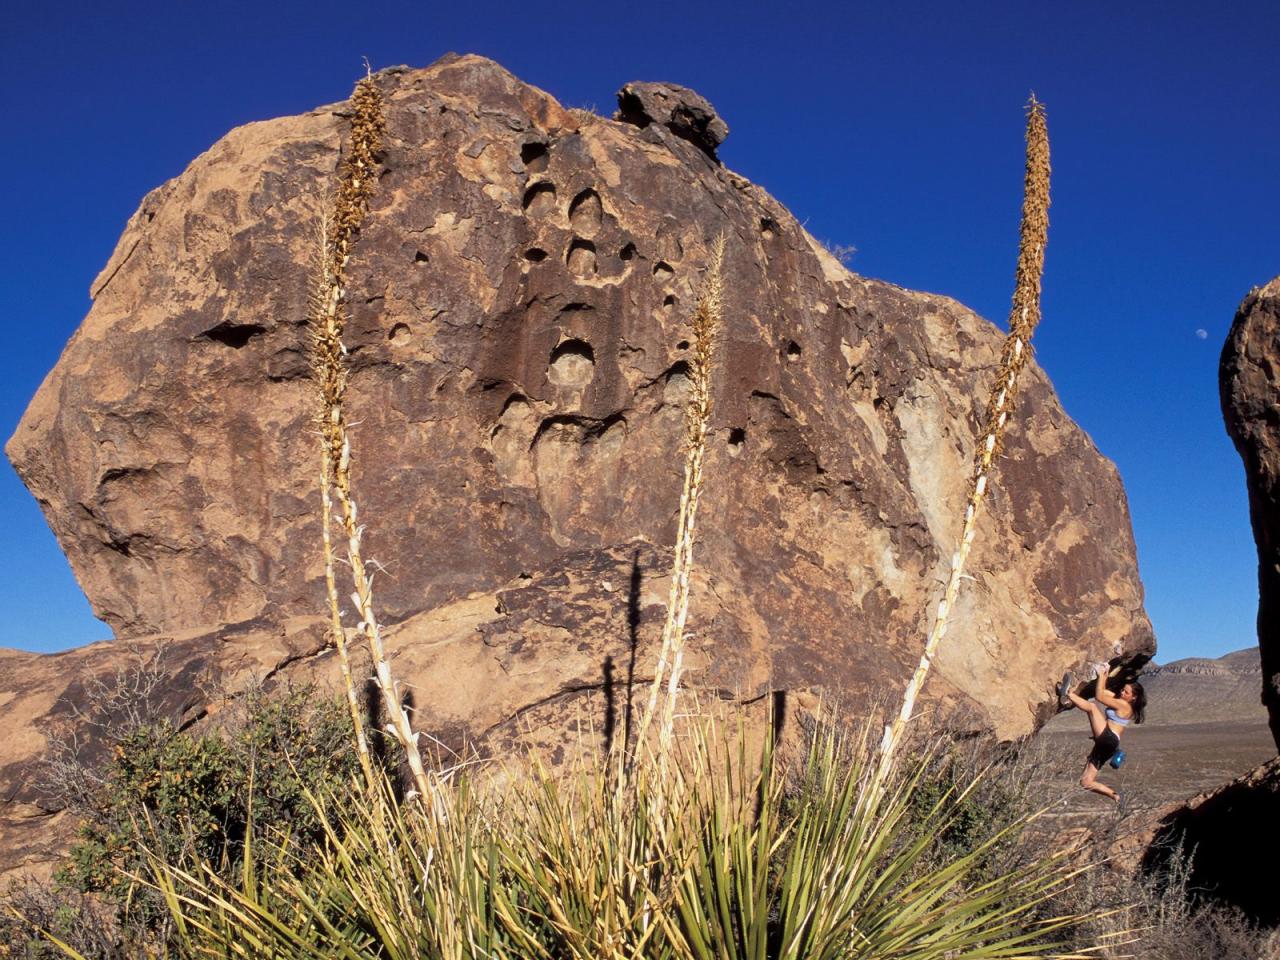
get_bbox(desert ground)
[1034,648,1275,821]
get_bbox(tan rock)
[3,54,1153,874]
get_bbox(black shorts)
[1087,729,1120,769]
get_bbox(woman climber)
[1057,662,1146,804]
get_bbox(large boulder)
[1220,277,1280,750]
[2,54,1154,872]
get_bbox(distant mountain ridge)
[1139,647,1265,725]
[1146,647,1260,676]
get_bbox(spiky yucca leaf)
[132,716,1099,960]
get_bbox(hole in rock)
[389,323,412,345]
[619,242,636,261]
[616,91,651,130]
[727,427,746,456]
[676,340,690,350]
[524,247,548,262]
[522,181,557,216]
[413,250,430,264]
[500,392,529,416]
[653,261,674,280]
[760,217,778,239]
[663,360,693,403]
[548,339,596,388]
[568,188,603,235]
[201,322,266,349]
[567,239,598,278]
[786,340,802,360]
[521,141,550,173]
[663,294,677,309]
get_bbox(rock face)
[3,55,1154,872]
[1221,278,1280,750]
[1140,757,1280,925]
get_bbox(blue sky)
[1,1,1276,662]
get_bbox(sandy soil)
[1032,719,1276,823]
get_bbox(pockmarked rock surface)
[1221,277,1280,750]
[4,55,1153,874]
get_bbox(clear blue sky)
[2,1,1276,661]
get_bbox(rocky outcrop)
[1139,757,1280,925]
[1220,278,1280,749]
[3,55,1154,873]
[614,82,728,159]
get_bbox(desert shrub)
[57,686,367,904]
[905,743,1027,879]
[4,683,383,958]
[1064,842,1278,960]
[137,718,1097,960]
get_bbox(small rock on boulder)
[615,81,729,159]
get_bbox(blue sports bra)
[1105,706,1130,726]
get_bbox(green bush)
[59,687,368,906]
[3,684,385,958]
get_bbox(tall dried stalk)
[874,97,1051,786]
[320,444,376,791]
[306,208,376,794]
[636,234,726,757]
[309,72,432,802]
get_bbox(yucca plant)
[875,95,1052,788]
[308,70,432,801]
[311,208,376,795]
[638,233,727,757]
[121,715,1097,960]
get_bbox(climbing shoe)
[1109,750,1125,769]
[1056,672,1074,708]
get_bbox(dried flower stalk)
[636,234,726,756]
[304,203,376,792]
[875,97,1051,784]
[319,423,375,791]
[309,72,432,802]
